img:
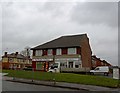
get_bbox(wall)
[80,36,92,68]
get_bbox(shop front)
[32,58,53,71]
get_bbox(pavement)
[2,76,120,92]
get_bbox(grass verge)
[2,69,120,88]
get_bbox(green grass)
[2,69,120,88]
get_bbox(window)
[52,63,58,68]
[47,49,52,55]
[9,58,13,62]
[56,49,61,55]
[68,48,76,54]
[35,50,42,56]
[92,60,96,65]
[60,62,67,67]
[36,62,44,70]
[95,67,99,70]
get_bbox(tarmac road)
[2,80,84,91]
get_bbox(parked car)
[23,66,32,71]
[48,62,60,73]
[90,66,110,76]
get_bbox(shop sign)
[55,58,79,61]
[32,58,53,61]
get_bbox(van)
[90,66,109,76]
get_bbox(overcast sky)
[1,1,118,66]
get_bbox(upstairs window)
[47,49,52,55]
[35,50,42,56]
[92,60,96,65]
[56,49,61,55]
[68,48,76,54]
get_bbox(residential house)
[31,34,92,71]
[92,55,112,69]
[2,52,32,69]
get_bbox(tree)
[20,46,31,58]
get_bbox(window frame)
[35,50,43,56]
[56,48,62,55]
[68,48,76,54]
[47,49,53,55]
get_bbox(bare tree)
[20,46,31,58]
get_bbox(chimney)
[15,52,18,55]
[4,52,7,57]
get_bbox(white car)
[48,62,60,73]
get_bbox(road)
[2,80,85,91]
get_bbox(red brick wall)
[62,48,67,55]
[43,49,47,55]
[2,63,10,69]
[53,49,56,55]
[96,60,102,66]
[81,36,92,68]
[77,47,81,54]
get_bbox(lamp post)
[53,55,56,86]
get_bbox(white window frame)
[56,48,61,55]
[47,49,52,55]
[35,50,43,56]
[68,48,76,54]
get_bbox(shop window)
[36,62,44,70]
[75,65,79,68]
[69,62,73,68]
[68,48,76,54]
[75,61,80,68]
[60,62,67,67]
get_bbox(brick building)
[31,34,92,71]
[2,52,32,69]
[92,55,112,69]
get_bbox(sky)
[1,0,119,66]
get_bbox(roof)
[2,53,25,59]
[31,34,88,50]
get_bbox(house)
[101,60,111,66]
[31,34,92,72]
[2,52,32,69]
[92,55,112,69]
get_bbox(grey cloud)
[71,2,118,27]
[2,2,118,66]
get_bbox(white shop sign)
[55,58,79,61]
[32,58,53,61]
[32,58,79,62]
